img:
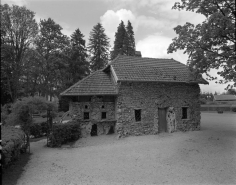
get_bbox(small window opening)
[135,109,141,122]
[182,107,188,119]
[84,112,89,120]
[101,112,106,119]
[85,105,88,109]
[91,124,97,136]
[101,105,105,108]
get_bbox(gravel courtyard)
[16,112,236,185]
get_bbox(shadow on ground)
[2,153,32,185]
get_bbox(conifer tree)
[88,23,110,71]
[125,20,135,56]
[67,28,90,85]
[111,20,136,60]
[111,21,127,60]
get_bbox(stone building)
[60,54,208,138]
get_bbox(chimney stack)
[135,51,142,57]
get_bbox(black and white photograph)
[1,0,235,184]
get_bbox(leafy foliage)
[30,121,48,138]
[49,121,80,147]
[1,4,38,102]
[1,126,26,168]
[88,23,110,71]
[232,107,236,112]
[226,89,236,95]
[35,18,69,99]
[167,0,235,88]
[5,96,57,129]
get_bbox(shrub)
[30,121,48,138]
[58,111,64,117]
[41,121,48,134]
[200,98,207,104]
[1,112,8,125]
[49,121,80,147]
[232,107,236,112]
[30,123,42,138]
[41,113,47,118]
[2,126,26,169]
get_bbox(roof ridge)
[117,55,174,60]
[108,54,122,65]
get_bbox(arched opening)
[107,126,114,135]
[90,124,97,136]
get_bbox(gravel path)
[16,112,236,185]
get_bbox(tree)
[125,20,135,56]
[63,28,90,87]
[20,48,44,97]
[111,21,127,60]
[88,23,110,71]
[167,0,235,89]
[227,89,236,95]
[5,96,57,153]
[1,4,38,102]
[35,18,69,100]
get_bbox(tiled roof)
[60,70,117,96]
[108,55,208,84]
[61,55,208,96]
[214,95,236,101]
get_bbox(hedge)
[1,126,26,169]
[30,122,48,138]
[48,121,80,147]
[232,107,236,112]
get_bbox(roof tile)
[110,55,208,84]
[60,70,117,96]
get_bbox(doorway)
[107,126,114,135]
[91,124,97,136]
[158,108,167,133]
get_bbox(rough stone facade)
[69,82,201,138]
[116,82,201,137]
[69,96,116,137]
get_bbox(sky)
[2,0,233,94]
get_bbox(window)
[101,105,105,109]
[101,112,106,119]
[135,109,141,122]
[84,112,89,120]
[85,105,88,109]
[182,107,188,119]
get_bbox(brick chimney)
[135,51,142,57]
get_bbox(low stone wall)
[116,82,201,137]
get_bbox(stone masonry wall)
[69,96,116,137]
[116,82,201,137]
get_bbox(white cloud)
[136,34,188,63]
[2,0,27,6]
[100,9,136,44]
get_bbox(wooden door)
[158,108,167,133]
